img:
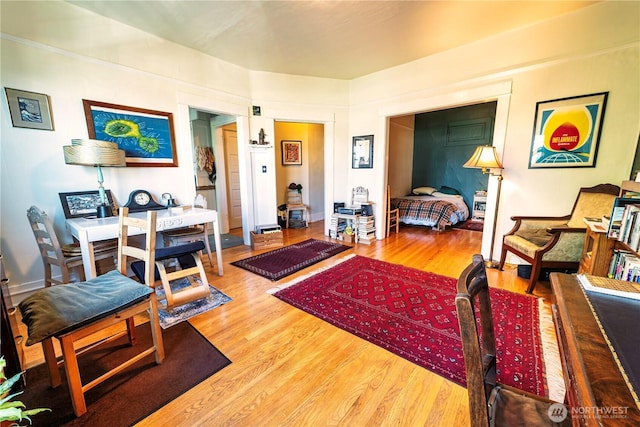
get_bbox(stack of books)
[330,216,353,240]
[607,196,640,240]
[608,249,640,282]
[357,215,376,244]
[610,200,640,251]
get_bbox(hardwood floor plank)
[19,220,558,426]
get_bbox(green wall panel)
[413,102,497,211]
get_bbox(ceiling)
[67,1,599,80]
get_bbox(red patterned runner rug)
[269,255,551,397]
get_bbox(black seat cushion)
[19,270,152,346]
[130,241,205,283]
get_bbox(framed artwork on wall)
[82,99,178,167]
[528,92,608,168]
[59,190,116,218]
[352,135,374,169]
[282,140,302,165]
[4,88,54,130]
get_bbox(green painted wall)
[413,102,497,211]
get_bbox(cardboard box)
[250,230,284,249]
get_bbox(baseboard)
[4,278,46,308]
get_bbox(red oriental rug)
[231,239,351,281]
[269,255,552,397]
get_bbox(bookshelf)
[582,181,640,279]
[620,180,640,197]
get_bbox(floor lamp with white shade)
[463,145,504,268]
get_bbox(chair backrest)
[455,254,496,427]
[193,194,207,209]
[352,186,368,208]
[286,188,303,206]
[27,206,66,269]
[118,207,157,287]
[386,186,397,212]
[567,183,620,228]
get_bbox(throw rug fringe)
[155,278,232,329]
[270,255,557,398]
[231,238,351,281]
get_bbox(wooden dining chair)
[130,240,211,310]
[456,254,570,427]
[19,208,164,417]
[27,206,117,287]
[132,203,211,309]
[161,194,215,269]
[386,186,399,237]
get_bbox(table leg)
[79,234,98,280]
[212,218,224,276]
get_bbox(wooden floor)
[20,221,559,426]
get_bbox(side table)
[578,218,615,276]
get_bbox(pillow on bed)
[412,186,437,195]
[432,191,463,198]
[439,185,461,195]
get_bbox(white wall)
[388,115,415,198]
[347,1,640,261]
[0,1,348,299]
[1,1,638,299]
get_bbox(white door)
[224,130,242,229]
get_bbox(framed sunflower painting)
[82,99,178,167]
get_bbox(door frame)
[378,80,512,259]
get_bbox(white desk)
[66,208,224,279]
[329,213,361,243]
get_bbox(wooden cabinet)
[579,181,640,277]
[620,179,640,197]
[578,221,615,276]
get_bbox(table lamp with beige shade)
[63,139,126,218]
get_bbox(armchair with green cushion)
[498,184,620,294]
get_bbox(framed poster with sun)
[528,92,608,169]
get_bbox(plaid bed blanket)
[391,198,459,229]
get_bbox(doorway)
[381,80,511,258]
[387,102,497,227]
[189,108,240,235]
[223,128,242,229]
[274,121,325,226]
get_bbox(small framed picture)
[59,190,116,219]
[352,135,374,169]
[282,140,302,165]
[4,88,54,130]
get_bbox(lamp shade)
[63,139,126,167]
[463,145,503,171]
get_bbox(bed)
[390,189,470,230]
